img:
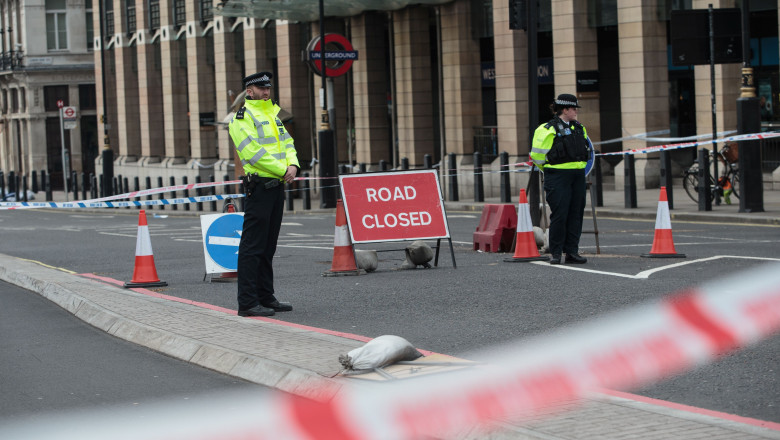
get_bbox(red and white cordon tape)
[3,263,779,439]
[596,130,780,157]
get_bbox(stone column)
[213,16,243,163]
[185,11,217,161]
[440,0,481,157]
[111,0,141,161]
[393,6,435,165]
[67,85,83,172]
[615,0,669,188]
[92,0,119,169]
[158,0,188,161]
[243,18,274,74]
[135,0,165,162]
[493,0,529,157]
[276,21,313,167]
[350,12,391,166]
[551,0,600,141]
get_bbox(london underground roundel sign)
[306,33,359,77]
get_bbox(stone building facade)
[0,0,96,191]
[3,0,778,196]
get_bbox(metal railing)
[760,135,780,173]
[0,51,22,71]
[473,126,498,161]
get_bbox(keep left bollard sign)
[200,213,244,273]
[339,170,449,243]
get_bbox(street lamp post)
[736,0,763,212]
[98,0,113,197]
[318,0,337,208]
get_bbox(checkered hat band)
[555,100,578,106]
[246,76,270,86]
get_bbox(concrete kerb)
[0,253,346,402]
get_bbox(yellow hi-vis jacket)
[228,99,299,179]
[529,118,589,171]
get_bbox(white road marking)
[581,239,780,249]
[277,244,334,250]
[98,232,138,238]
[532,255,780,279]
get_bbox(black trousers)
[237,180,284,311]
[543,168,586,257]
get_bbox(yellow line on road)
[17,258,76,274]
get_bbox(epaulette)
[235,106,246,120]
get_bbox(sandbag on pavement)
[339,335,423,371]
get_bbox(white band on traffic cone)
[517,201,533,233]
[655,200,672,230]
[135,225,154,257]
[334,225,351,247]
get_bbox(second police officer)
[229,72,300,317]
[530,94,591,265]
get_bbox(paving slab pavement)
[1,240,779,438]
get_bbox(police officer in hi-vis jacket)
[229,72,300,317]
[530,94,590,265]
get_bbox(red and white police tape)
[1,262,778,439]
[596,130,780,157]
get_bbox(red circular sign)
[63,107,76,118]
[57,100,64,109]
[308,33,358,77]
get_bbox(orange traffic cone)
[641,187,686,258]
[322,199,362,276]
[504,189,549,262]
[209,200,239,282]
[124,210,168,288]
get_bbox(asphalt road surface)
[0,280,262,419]
[0,208,778,422]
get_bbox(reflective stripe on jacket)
[228,99,299,179]
[529,119,589,171]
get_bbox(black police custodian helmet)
[554,93,581,108]
[243,71,273,89]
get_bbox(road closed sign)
[339,170,449,243]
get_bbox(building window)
[86,9,94,50]
[200,0,212,22]
[44,85,68,112]
[105,0,114,36]
[79,84,97,110]
[20,87,25,112]
[126,0,136,35]
[148,0,160,30]
[11,88,18,113]
[173,0,186,27]
[46,0,68,51]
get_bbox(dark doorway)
[80,115,99,178]
[46,118,71,190]
[597,26,622,154]
[668,71,696,138]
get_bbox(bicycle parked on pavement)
[682,143,740,205]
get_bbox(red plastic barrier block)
[472,204,518,253]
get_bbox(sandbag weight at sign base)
[642,186,686,258]
[124,210,168,288]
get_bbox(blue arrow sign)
[585,138,596,176]
[204,214,244,271]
